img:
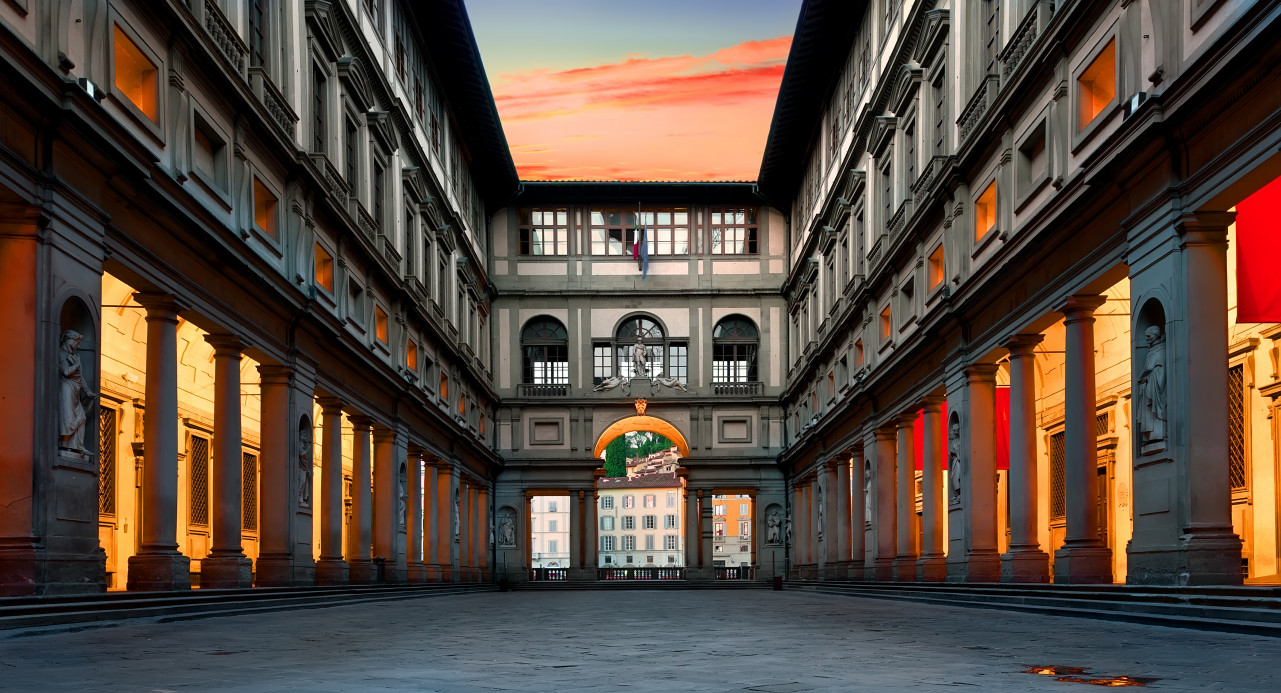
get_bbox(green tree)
[604,435,628,477]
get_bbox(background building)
[596,474,685,568]
[529,496,570,569]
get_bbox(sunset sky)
[467,0,802,181]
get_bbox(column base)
[348,559,375,585]
[314,558,349,586]
[872,558,894,581]
[1129,529,1244,586]
[1001,549,1050,583]
[916,554,947,582]
[423,563,442,582]
[440,566,455,583]
[407,563,427,584]
[892,556,919,582]
[126,551,192,591]
[964,550,1001,583]
[200,554,253,589]
[254,554,297,587]
[1053,543,1113,584]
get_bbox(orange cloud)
[491,36,791,181]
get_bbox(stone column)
[850,445,867,579]
[894,414,919,581]
[446,466,460,582]
[315,398,347,585]
[584,489,598,574]
[127,294,191,591]
[1054,296,1112,583]
[1003,335,1049,582]
[201,335,252,589]
[406,450,425,583]
[346,416,374,584]
[568,489,582,573]
[872,426,897,581]
[822,460,840,579]
[372,426,399,583]
[802,480,814,575]
[918,397,947,581]
[478,485,490,581]
[833,457,852,579]
[255,365,295,586]
[422,462,439,581]
[450,473,463,581]
[686,487,700,576]
[965,364,1001,582]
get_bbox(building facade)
[596,475,685,569]
[528,495,569,569]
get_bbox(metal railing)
[528,568,568,581]
[597,567,684,580]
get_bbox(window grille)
[1228,364,1246,490]
[189,435,210,526]
[1049,431,1066,520]
[1095,412,1110,437]
[98,407,116,515]
[242,452,258,531]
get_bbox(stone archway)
[592,401,691,459]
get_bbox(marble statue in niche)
[397,468,407,531]
[453,491,460,543]
[497,509,516,547]
[784,510,793,548]
[631,337,648,377]
[816,483,824,541]
[59,330,94,453]
[948,418,964,504]
[766,508,782,546]
[297,424,313,507]
[863,462,872,523]
[1137,325,1167,450]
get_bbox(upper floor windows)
[521,317,569,385]
[344,117,359,187]
[252,177,279,241]
[311,65,326,155]
[519,208,569,256]
[712,316,759,383]
[710,208,758,254]
[248,0,268,68]
[639,208,691,255]
[112,24,158,123]
[975,181,997,242]
[590,209,638,256]
[1078,38,1116,131]
[314,243,334,293]
[928,244,945,291]
[982,0,1001,77]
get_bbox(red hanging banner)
[1235,174,1281,322]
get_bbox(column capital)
[1058,294,1108,323]
[874,426,897,441]
[921,395,945,412]
[204,333,247,358]
[1175,211,1235,243]
[823,457,844,471]
[1004,333,1045,358]
[349,414,374,431]
[372,425,399,443]
[256,364,295,385]
[317,396,345,415]
[965,363,1000,383]
[895,412,917,429]
[133,292,186,321]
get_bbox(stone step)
[0,584,494,636]
[800,580,1281,609]
[791,582,1281,637]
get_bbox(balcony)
[713,381,762,397]
[200,0,246,77]
[518,383,569,398]
[1001,1,1058,82]
[248,67,298,140]
[958,73,1001,144]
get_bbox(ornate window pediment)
[304,0,342,62]
[336,55,374,111]
[871,116,897,158]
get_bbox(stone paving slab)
[0,589,1276,691]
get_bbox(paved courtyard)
[0,589,1277,692]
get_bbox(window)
[1229,364,1246,490]
[588,208,637,256]
[348,280,364,324]
[855,339,865,368]
[643,515,657,530]
[364,0,382,27]
[593,342,613,385]
[634,208,691,255]
[623,495,634,509]
[242,451,258,531]
[664,514,677,529]
[666,491,676,508]
[644,535,655,551]
[665,535,678,550]
[982,0,1000,76]
[1078,38,1116,131]
[374,306,389,344]
[975,181,997,242]
[928,245,945,290]
[904,121,916,188]
[519,208,570,256]
[1049,430,1066,520]
[932,75,947,156]
[344,118,358,187]
[622,516,635,530]
[521,317,569,385]
[372,162,385,228]
[457,394,466,417]
[601,536,615,551]
[616,316,667,379]
[710,208,759,254]
[548,520,558,532]
[253,177,278,241]
[189,435,210,526]
[712,316,759,383]
[740,521,751,536]
[881,159,894,220]
[668,342,688,384]
[406,340,418,373]
[900,276,916,322]
[739,503,749,514]
[643,494,656,508]
[879,305,893,341]
[623,535,636,551]
[315,244,334,293]
[714,522,725,536]
[601,496,614,510]
[547,539,558,554]
[98,408,116,515]
[113,24,158,123]
[439,372,448,399]
[714,504,727,516]
[1017,121,1049,196]
[248,0,268,68]
[601,516,615,531]
[311,65,326,154]
[192,115,227,191]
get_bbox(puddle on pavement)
[1023,666,1159,687]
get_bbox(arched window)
[713,316,758,383]
[616,316,665,379]
[521,317,568,384]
